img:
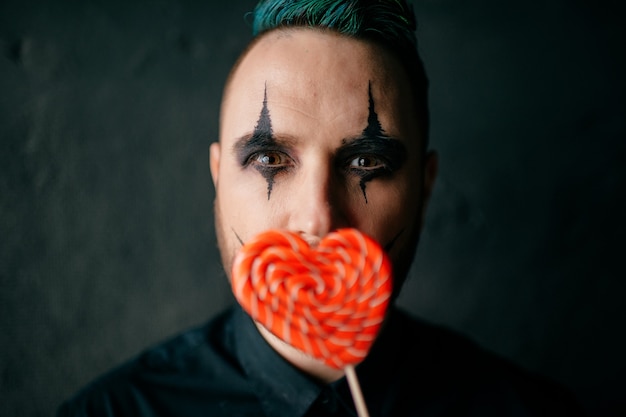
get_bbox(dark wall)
[1,1,624,416]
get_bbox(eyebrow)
[336,81,407,167]
[335,134,407,168]
[232,81,407,165]
[232,133,298,166]
[232,83,292,164]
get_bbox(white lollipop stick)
[345,364,370,417]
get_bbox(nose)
[287,162,347,241]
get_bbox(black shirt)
[57,304,587,416]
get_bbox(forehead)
[220,28,418,143]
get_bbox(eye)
[250,151,290,167]
[349,155,386,170]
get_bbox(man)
[57,0,587,416]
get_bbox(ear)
[209,141,221,188]
[420,150,438,226]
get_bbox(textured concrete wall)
[1,1,624,416]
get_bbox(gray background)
[1,0,624,416]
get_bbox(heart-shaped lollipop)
[231,228,392,369]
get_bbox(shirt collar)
[232,305,323,417]
[232,304,406,416]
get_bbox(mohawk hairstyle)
[249,0,430,143]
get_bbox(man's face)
[211,28,436,294]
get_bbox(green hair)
[249,0,429,142]
[251,0,417,46]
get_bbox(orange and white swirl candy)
[231,227,393,369]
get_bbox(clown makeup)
[384,229,404,253]
[214,28,437,308]
[231,227,244,246]
[337,82,407,203]
[235,82,407,203]
[234,85,285,200]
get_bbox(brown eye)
[350,155,384,169]
[253,152,286,166]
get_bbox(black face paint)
[384,229,404,253]
[361,82,402,202]
[234,84,283,200]
[336,82,407,203]
[256,85,272,134]
[231,228,244,246]
[363,81,384,139]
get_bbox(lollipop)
[231,227,393,417]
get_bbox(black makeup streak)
[251,84,276,200]
[256,84,272,133]
[359,81,388,202]
[363,81,385,139]
[336,82,407,203]
[232,228,244,246]
[384,229,404,253]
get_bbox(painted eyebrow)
[336,81,407,166]
[231,83,296,164]
[232,131,273,163]
[335,134,407,170]
[232,133,298,165]
[232,81,407,166]
[232,83,277,163]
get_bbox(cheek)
[215,167,286,241]
[357,178,420,244]
[215,184,270,282]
